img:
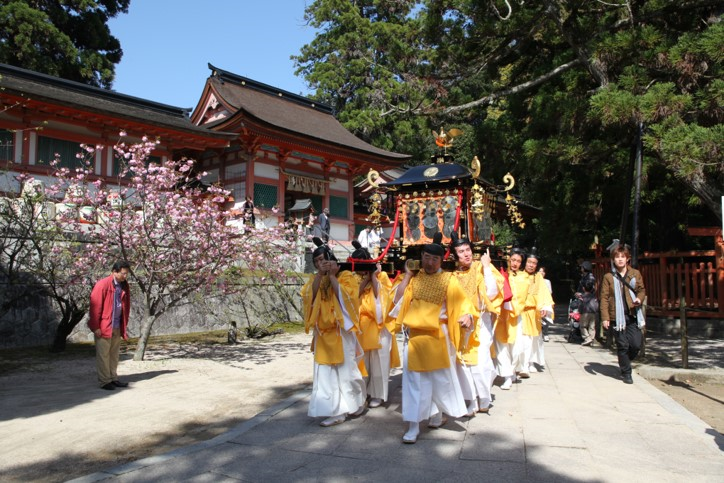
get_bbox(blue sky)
[107,1,317,109]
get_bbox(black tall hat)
[509,243,526,258]
[449,231,472,250]
[350,240,371,260]
[527,246,540,260]
[422,232,445,257]
[312,236,337,261]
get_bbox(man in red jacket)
[88,261,132,390]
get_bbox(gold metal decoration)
[432,127,463,153]
[367,169,382,189]
[468,161,525,232]
[506,192,525,228]
[471,156,481,179]
[367,191,384,225]
[502,172,515,191]
[423,166,439,178]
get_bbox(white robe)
[457,266,499,406]
[391,287,466,423]
[308,286,366,418]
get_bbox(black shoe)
[101,383,116,390]
[622,376,633,384]
[112,380,129,388]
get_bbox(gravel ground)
[0,328,721,482]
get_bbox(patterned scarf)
[613,269,645,331]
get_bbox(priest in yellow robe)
[302,240,366,427]
[517,250,554,376]
[351,241,397,408]
[494,247,529,390]
[390,233,476,444]
[450,234,504,415]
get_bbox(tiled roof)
[205,65,410,162]
[0,63,235,141]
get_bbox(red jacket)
[88,275,131,339]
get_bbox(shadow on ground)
[0,383,307,483]
[143,336,310,368]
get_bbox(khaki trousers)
[95,328,121,386]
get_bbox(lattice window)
[226,162,247,180]
[0,130,13,162]
[330,195,348,218]
[0,129,15,161]
[226,182,246,202]
[253,183,278,208]
[112,154,161,177]
[37,136,84,169]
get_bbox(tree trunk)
[49,308,86,353]
[133,314,156,361]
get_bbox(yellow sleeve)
[301,275,315,334]
[479,264,505,315]
[508,274,529,317]
[385,278,403,333]
[446,276,477,353]
[394,278,414,328]
[377,271,392,324]
[535,273,554,312]
[336,270,361,332]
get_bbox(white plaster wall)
[254,162,278,180]
[330,223,349,242]
[330,178,348,191]
[204,168,220,183]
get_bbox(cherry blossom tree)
[47,134,298,360]
[0,174,102,351]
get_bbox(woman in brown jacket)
[600,244,646,384]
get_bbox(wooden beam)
[687,227,721,237]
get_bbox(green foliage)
[296,0,722,265]
[0,0,129,87]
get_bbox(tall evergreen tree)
[0,0,129,88]
[296,0,722,260]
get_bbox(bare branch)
[437,58,583,115]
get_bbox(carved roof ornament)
[432,127,463,150]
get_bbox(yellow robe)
[382,277,403,369]
[453,261,505,364]
[494,270,530,344]
[396,271,475,372]
[358,271,402,371]
[521,272,554,336]
[301,271,360,365]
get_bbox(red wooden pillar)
[716,231,724,316]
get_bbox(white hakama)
[494,314,524,378]
[529,334,545,368]
[402,324,467,423]
[458,314,497,407]
[363,328,392,401]
[308,329,366,418]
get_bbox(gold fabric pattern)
[455,268,479,303]
[412,271,452,306]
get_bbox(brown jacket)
[600,267,646,323]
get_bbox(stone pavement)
[71,326,724,483]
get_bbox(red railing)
[591,237,724,318]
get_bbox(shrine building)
[0,62,410,242]
[190,64,410,240]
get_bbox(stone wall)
[0,291,59,349]
[0,280,305,348]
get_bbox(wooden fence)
[591,240,724,319]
